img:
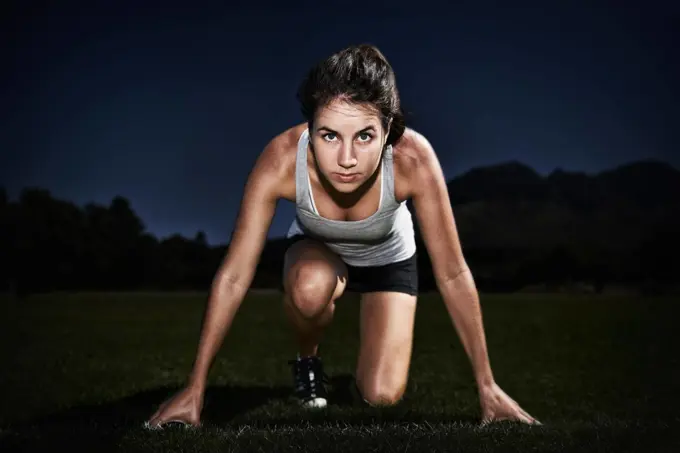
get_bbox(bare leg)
[355,291,417,406]
[282,239,348,357]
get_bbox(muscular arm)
[186,137,292,389]
[405,132,495,388]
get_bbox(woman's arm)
[146,129,301,428]
[186,136,293,390]
[405,134,493,388]
[404,131,540,425]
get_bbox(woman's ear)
[384,117,393,146]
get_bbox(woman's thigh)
[355,291,417,405]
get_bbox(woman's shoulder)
[391,128,442,200]
[271,122,307,149]
[251,123,307,202]
[263,122,306,159]
[393,127,436,162]
[392,128,438,174]
[254,123,306,172]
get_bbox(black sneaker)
[288,355,329,408]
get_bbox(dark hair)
[296,44,406,147]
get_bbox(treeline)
[1,159,679,296]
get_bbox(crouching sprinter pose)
[146,44,540,429]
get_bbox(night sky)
[2,1,678,245]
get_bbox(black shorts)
[285,235,418,296]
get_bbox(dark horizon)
[4,153,679,297]
[4,156,678,246]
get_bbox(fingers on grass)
[518,407,542,426]
[149,401,168,422]
[144,417,197,431]
[143,419,163,430]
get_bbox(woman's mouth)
[332,173,360,183]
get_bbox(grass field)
[0,290,678,452]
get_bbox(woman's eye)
[358,133,372,142]
[323,133,337,142]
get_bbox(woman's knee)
[283,240,347,319]
[355,376,407,407]
[287,265,338,319]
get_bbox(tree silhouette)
[0,186,9,291]
[2,159,678,296]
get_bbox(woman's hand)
[478,381,542,426]
[145,385,204,429]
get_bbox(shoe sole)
[301,397,327,408]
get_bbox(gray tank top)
[287,129,417,266]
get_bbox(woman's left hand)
[478,381,542,426]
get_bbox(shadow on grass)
[0,380,291,452]
[0,373,485,452]
[1,373,465,452]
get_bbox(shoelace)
[288,358,329,393]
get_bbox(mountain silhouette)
[2,159,679,296]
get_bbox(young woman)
[146,44,540,428]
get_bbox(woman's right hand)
[145,384,204,429]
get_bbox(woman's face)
[309,98,390,194]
